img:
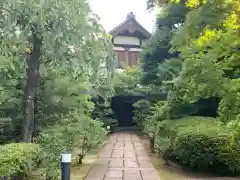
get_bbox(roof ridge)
[108,13,151,38]
[108,17,131,34]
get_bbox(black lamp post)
[61,152,71,180]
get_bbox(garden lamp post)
[61,152,71,180]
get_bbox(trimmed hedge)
[0,143,39,176]
[154,117,240,175]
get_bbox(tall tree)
[141,0,189,85]
[0,0,115,142]
[166,0,240,120]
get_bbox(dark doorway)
[111,95,144,127]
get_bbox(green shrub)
[36,114,107,180]
[218,79,240,123]
[133,99,152,130]
[172,130,240,175]
[101,117,118,132]
[0,143,39,177]
[133,100,169,136]
[92,106,118,131]
[0,118,14,144]
[75,117,107,164]
[173,132,224,171]
[143,101,169,137]
[154,120,177,156]
[36,133,66,180]
[154,117,240,175]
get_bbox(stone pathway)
[85,132,160,180]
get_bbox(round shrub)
[172,132,224,171]
[0,143,39,176]
[172,131,240,175]
[154,117,240,175]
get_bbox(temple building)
[109,12,151,69]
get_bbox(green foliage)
[75,117,107,164]
[141,0,188,85]
[36,113,107,179]
[0,143,39,176]
[0,0,115,141]
[157,58,182,84]
[91,101,118,131]
[36,133,65,180]
[167,0,240,117]
[143,101,170,137]
[143,0,240,122]
[35,74,95,128]
[133,100,171,139]
[154,116,219,154]
[141,27,173,85]
[101,117,118,129]
[0,118,15,144]
[113,64,144,96]
[133,0,240,176]
[0,0,115,177]
[133,99,152,130]
[0,0,114,178]
[154,117,240,175]
[218,79,240,123]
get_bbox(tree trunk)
[32,89,39,139]
[150,136,155,153]
[78,154,84,164]
[21,31,42,142]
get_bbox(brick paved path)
[86,132,160,180]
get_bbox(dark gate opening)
[111,95,144,127]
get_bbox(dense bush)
[133,99,152,130]
[0,143,39,177]
[133,100,170,138]
[74,116,107,164]
[36,114,107,180]
[172,131,240,175]
[0,118,15,144]
[93,107,118,131]
[218,79,240,123]
[101,117,118,132]
[154,117,240,175]
[143,101,169,137]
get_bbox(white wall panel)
[114,36,140,45]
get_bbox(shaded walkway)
[85,132,160,180]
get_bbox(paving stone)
[85,165,107,180]
[111,150,124,158]
[141,169,160,180]
[105,169,123,180]
[124,159,139,168]
[99,151,112,158]
[124,169,142,180]
[138,160,154,168]
[124,151,136,158]
[95,158,110,165]
[109,158,124,168]
[85,132,160,180]
[137,156,150,161]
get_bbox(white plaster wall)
[113,47,125,51]
[114,36,140,45]
[129,48,142,52]
[113,47,142,52]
